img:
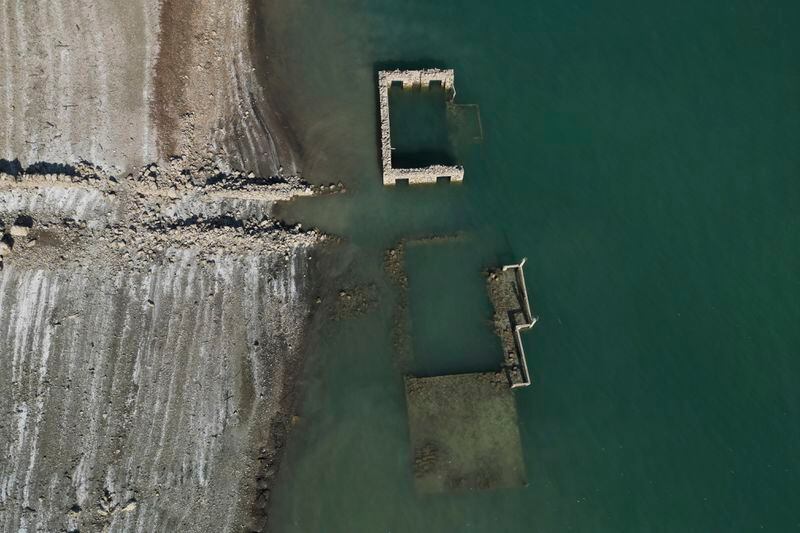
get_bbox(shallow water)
[388,85,456,168]
[257,1,800,531]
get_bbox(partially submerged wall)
[377,69,464,185]
[0,0,295,177]
[487,259,537,388]
[0,161,322,532]
[0,0,161,170]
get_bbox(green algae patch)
[404,372,527,493]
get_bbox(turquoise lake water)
[256,1,800,531]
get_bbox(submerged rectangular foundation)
[404,372,527,493]
[378,69,464,185]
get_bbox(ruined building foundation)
[378,69,465,186]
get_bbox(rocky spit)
[0,160,318,270]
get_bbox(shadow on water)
[391,150,458,168]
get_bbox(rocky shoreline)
[1,1,322,531]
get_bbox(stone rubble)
[0,159,325,271]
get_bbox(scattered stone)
[120,501,137,513]
[9,225,29,237]
[332,283,377,320]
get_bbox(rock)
[10,225,30,237]
[0,241,11,256]
[121,501,137,513]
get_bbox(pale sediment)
[0,0,296,176]
[0,1,320,531]
[0,0,161,171]
[0,160,323,532]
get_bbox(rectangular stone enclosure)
[378,69,465,185]
[404,372,527,493]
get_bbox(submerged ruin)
[404,372,527,492]
[397,250,537,493]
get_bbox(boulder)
[9,225,29,237]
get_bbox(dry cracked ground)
[0,1,324,531]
